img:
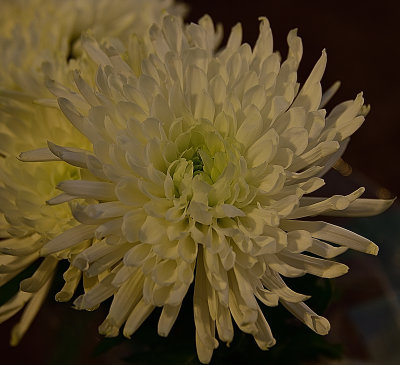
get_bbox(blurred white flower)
[0,0,185,95]
[0,0,185,345]
[19,14,393,363]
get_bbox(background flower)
[0,0,185,345]
[27,14,394,363]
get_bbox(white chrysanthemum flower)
[0,0,185,95]
[0,0,185,345]
[0,95,92,346]
[22,15,393,363]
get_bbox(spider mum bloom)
[28,15,393,363]
[0,0,185,345]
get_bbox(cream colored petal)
[158,304,182,337]
[280,127,308,156]
[203,248,229,295]
[288,187,365,219]
[139,216,167,244]
[58,97,96,141]
[57,180,116,201]
[194,250,219,350]
[187,201,213,225]
[292,50,326,112]
[226,22,243,50]
[257,165,286,195]
[123,243,152,267]
[253,18,273,63]
[0,270,26,287]
[270,147,294,169]
[307,239,348,259]
[166,281,190,307]
[18,148,61,162]
[95,218,123,240]
[47,141,90,168]
[123,298,155,338]
[320,81,341,108]
[46,193,78,205]
[277,250,349,278]
[261,267,310,302]
[285,166,324,183]
[178,236,198,263]
[265,253,305,279]
[153,239,179,260]
[310,197,396,217]
[215,301,234,344]
[41,224,96,255]
[10,274,53,346]
[325,92,364,130]
[280,219,379,255]
[286,230,313,253]
[316,138,349,177]
[73,70,100,106]
[0,234,42,256]
[0,290,32,324]
[152,259,177,286]
[281,300,330,335]
[112,266,137,287]
[74,271,118,310]
[253,308,276,350]
[82,34,112,67]
[55,265,81,302]
[73,240,115,271]
[122,208,147,243]
[236,106,263,149]
[246,128,279,168]
[0,252,39,274]
[20,256,58,293]
[193,91,215,122]
[85,243,131,277]
[251,236,278,256]
[227,269,258,334]
[99,270,144,337]
[290,140,339,172]
[196,332,215,365]
[254,286,279,307]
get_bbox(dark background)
[1,1,400,364]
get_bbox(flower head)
[22,14,393,363]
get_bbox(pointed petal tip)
[257,337,276,351]
[55,291,72,302]
[99,319,120,337]
[367,243,379,256]
[19,278,35,293]
[10,329,21,347]
[323,263,349,278]
[258,16,270,26]
[72,256,89,271]
[72,295,84,310]
[312,315,330,335]
[122,327,132,339]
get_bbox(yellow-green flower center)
[191,150,204,174]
